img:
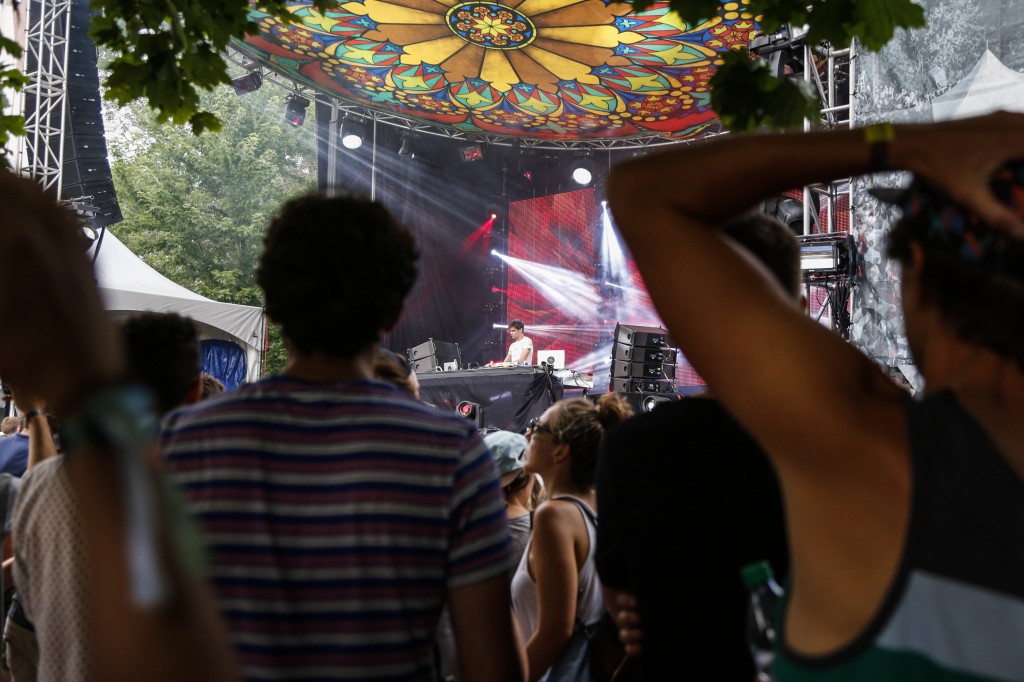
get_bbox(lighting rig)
[797,232,859,339]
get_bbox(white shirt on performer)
[505,327,533,365]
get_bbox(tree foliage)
[0,35,28,168]
[107,83,316,373]
[0,0,927,158]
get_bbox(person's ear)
[554,443,570,463]
[185,376,203,405]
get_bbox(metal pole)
[370,117,377,201]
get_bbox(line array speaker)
[62,0,121,228]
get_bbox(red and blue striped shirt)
[162,376,514,681]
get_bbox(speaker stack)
[609,323,677,395]
[408,339,462,373]
[62,0,122,228]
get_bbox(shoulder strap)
[551,495,597,527]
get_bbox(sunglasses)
[526,418,555,438]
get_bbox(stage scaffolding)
[799,39,858,338]
[12,0,70,194]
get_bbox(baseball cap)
[484,430,527,477]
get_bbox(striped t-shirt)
[162,376,514,681]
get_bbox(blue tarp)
[201,340,247,390]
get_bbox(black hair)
[722,212,801,296]
[120,313,200,416]
[508,319,525,332]
[257,194,419,359]
[887,212,1024,369]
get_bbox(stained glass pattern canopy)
[236,0,759,139]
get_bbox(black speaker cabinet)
[612,343,677,364]
[614,323,672,349]
[609,378,675,393]
[407,339,461,364]
[611,360,676,380]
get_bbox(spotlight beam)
[494,253,601,320]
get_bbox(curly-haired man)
[163,195,523,682]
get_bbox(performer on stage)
[502,320,533,365]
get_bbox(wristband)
[864,123,895,173]
[23,409,44,425]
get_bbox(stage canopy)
[89,230,268,383]
[233,0,758,140]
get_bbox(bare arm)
[609,126,897,464]
[0,171,239,681]
[448,573,526,682]
[609,112,1024,653]
[608,113,1024,467]
[523,502,581,682]
[10,388,57,471]
[26,413,57,471]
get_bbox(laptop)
[537,350,566,369]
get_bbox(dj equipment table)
[416,367,564,432]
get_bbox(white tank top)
[511,495,605,641]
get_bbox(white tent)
[89,229,266,382]
[931,49,1024,121]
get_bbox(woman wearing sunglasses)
[511,394,632,681]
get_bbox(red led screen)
[506,189,706,389]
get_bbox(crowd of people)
[0,111,1022,682]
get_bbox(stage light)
[284,94,310,127]
[797,232,857,282]
[341,119,369,149]
[398,133,415,158]
[643,395,676,413]
[457,401,483,427]
[492,323,506,329]
[232,71,263,95]
[571,157,597,186]
[491,249,501,257]
[459,144,484,162]
[491,213,497,220]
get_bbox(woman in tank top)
[511,394,632,682]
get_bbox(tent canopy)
[89,229,267,382]
[931,49,1024,121]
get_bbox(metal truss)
[798,39,857,337]
[798,39,856,236]
[16,0,69,193]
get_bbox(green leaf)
[806,0,925,51]
[710,49,819,131]
[189,110,222,135]
[747,0,811,35]
[0,35,22,57]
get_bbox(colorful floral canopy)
[236,0,759,139]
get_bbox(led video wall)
[507,189,705,387]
